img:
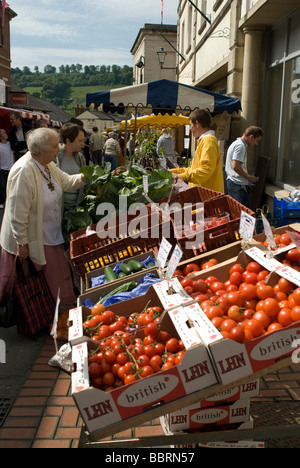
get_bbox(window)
[279,58,300,187]
[263,8,300,188]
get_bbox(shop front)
[262,6,300,192]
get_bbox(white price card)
[157,237,172,269]
[166,245,183,280]
[261,212,276,249]
[143,175,148,195]
[287,232,300,252]
[239,211,256,242]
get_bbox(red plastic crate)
[173,195,255,259]
[70,220,177,279]
[158,185,224,208]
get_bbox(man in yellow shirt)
[172,109,224,193]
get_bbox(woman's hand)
[17,244,29,261]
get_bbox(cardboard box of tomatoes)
[164,398,251,432]
[177,247,300,385]
[69,278,195,346]
[71,308,219,437]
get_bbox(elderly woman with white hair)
[0,127,87,313]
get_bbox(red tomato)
[277,308,293,327]
[88,363,102,379]
[280,233,291,246]
[244,272,258,285]
[157,331,171,343]
[285,248,300,263]
[182,264,201,277]
[246,262,263,274]
[263,298,280,317]
[227,305,243,322]
[277,278,295,294]
[229,327,245,343]
[150,355,163,372]
[181,277,194,289]
[140,365,154,378]
[252,311,271,330]
[256,284,274,300]
[227,291,244,307]
[221,319,237,333]
[291,306,300,322]
[166,338,180,353]
[192,279,208,294]
[267,322,283,333]
[144,323,159,337]
[229,264,245,275]
[102,371,115,387]
[206,306,224,320]
[244,319,264,338]
[240,283,257,301]
[101,310,116,325]
[229,272,243,286]
[292,288,300,306]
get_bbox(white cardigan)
[0,152,86,265]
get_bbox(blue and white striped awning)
[86,79,241,116]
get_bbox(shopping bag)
[0,256,18,329]
[14,258,55,336]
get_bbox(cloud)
[12,46,132,71]
[10,0,178,70]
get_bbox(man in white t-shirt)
[0,129,14,208]
[225,126,263,208]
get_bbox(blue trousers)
[226,179,251,208]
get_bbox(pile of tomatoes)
[282,247,300,272]
[180,259,300,344]
[258,232,293,250]
[83,303,163,341]
[87,318,185,391]
[175,258,219,278]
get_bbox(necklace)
[39,166,55,191]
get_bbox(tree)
[44,64,56,74]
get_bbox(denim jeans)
[104,155,118,171]
[226,179,251,208]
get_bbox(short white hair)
[27,128,58,156]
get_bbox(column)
[241,27,266,130]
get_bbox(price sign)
[143,175,148,195]
[261,212,276,249]
[157,237,172,269]
[166,245,183,281]
[287,231,300,252]
[239,211,256,243]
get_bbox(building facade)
[177,0,300,201]
[131,24,177,84]
[0,4,17,106]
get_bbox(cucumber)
[104,266,117,282]
[119,263,133,275]
[127,259,144,272]
[118,272,127,279]
[97,281,138,304]
[147,262,155,268]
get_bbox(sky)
[9,0,178,72]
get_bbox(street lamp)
[157,48,177,71]
[136,56,145,84]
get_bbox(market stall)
[61,181,300,448]
[86,79,242,117]
[0,105,51,133]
